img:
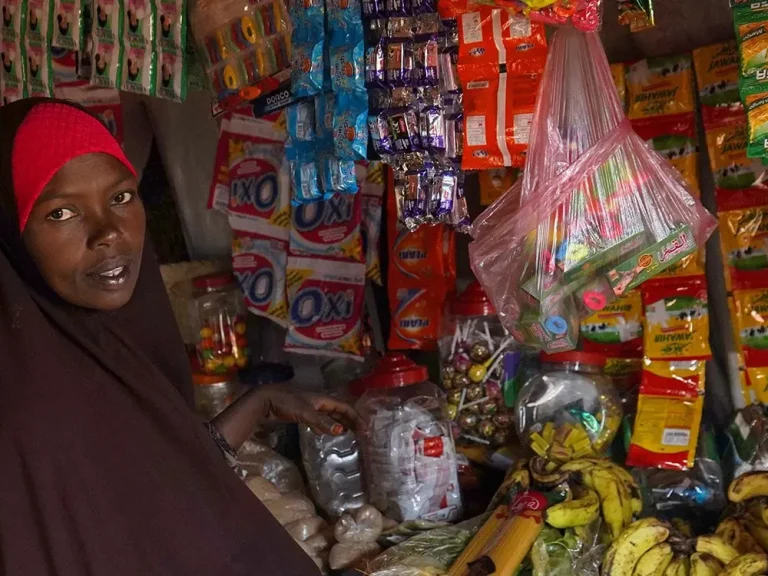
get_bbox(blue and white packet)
[314,92,335,143]
[291,39,325,97]
[290,0,325,43]
[330,39,365,94]
[286,100,317,149]
[327,0,363,47]
[320,154,359,195]
[333,92,369,160]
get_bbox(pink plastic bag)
[469,28,717,353]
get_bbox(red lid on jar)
[452,280,496,317]
[350,353,429,395]
[540,352,606,368]
[192,371,234,386]
[193,273,235,291]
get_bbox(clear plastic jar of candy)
[192,371,242,420]
[439,281,518,447]
[192,273,249,374]
[353,354,462,523]
[515,352,622,462]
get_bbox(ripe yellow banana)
[583,458,643,516]
[716,517,763,554]
[603,522,670,576]
[747,499,768,528]
[672,518,694,539]
[664,556,691,576]
[582,468,625,539]
[633,542,674,576]
[728,473,768,503]
[545,485,600,529]
[745,516,768,552]
[690,553,723,576]
[604,519,672,573]
[722,553,768,576]
[696,535,741,566]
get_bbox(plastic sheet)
[237,440,305,493]
[468,27,717,353]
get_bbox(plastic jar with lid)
[353,354,462,523]
[192,371,241,420]
[515,352,622,462]
[192,273,249,375]
[438,281,518,447]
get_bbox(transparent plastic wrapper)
[364,517,482,575]
[468,27,717,353]
[353,354,463,522]
[263,492,316,525]
[515,353,622,462]
[333,505,384,544]
[237,440,305,492]
[531,523,605,576]
[727,405,768,479]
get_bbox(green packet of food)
[734,3,768,96]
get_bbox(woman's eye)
[113,191,134,205]
[47,208,76,222]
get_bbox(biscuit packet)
[642,276,712,362]
[626,359,706,471]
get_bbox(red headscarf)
[11,102,136,231]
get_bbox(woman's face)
[22,153,145,310]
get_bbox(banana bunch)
[536,457,641,540]
[603,517,768,576]
[725,473,768,553]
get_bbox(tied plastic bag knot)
[469,27,717,353]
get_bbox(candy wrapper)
[285,257,365,359]
[468,27,717,352]
[233,231,289,326]
[439,0,603,33]
[627,359,706,471]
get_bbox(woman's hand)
[255,385,361,436]
[211,384,361,451]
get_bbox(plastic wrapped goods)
[468,27,717,353]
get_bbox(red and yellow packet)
[626,359,706,471]
[627,55,695,121]
[692,40,741,130]
[632,113,700,197]
[718,188,768,289]
[580,289,643,358]
[641,276,712,362]
[732,274,768,403]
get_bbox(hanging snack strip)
[617,0,654,32]
[732,2,768,159]
[365,0,470,232]
[190,0,291,113]
[25,0,55,98]
[1,0,28,102]
[468,28,717,353]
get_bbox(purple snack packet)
[438,49,459,93]
[430,167,456,219]
[366,40,386,87]
[385,41,414,87]
[402,166,428,228]
[362,0,385,19]
[368,110,395,157]
[414,37,439,87]
[419,104,445,152]
[388,107,421,153]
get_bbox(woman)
[0,98,355,574]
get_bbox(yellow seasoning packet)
[653,249,706,280]
[632,114,700,196]
[626,359,705,471]
[732,275,768,403]
[627,55,695,120]
[611,63,627,112]
[692,40,741,115]
[580,290,643,358]
[642,276,712,361]
[718,189,768,283]
[706,110,767,198]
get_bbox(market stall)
[9,0,768,573]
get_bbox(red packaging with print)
[462,73,540,170]
[457,8,547,80]
[285,257,366,359]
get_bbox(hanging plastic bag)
[468,27,717,353]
